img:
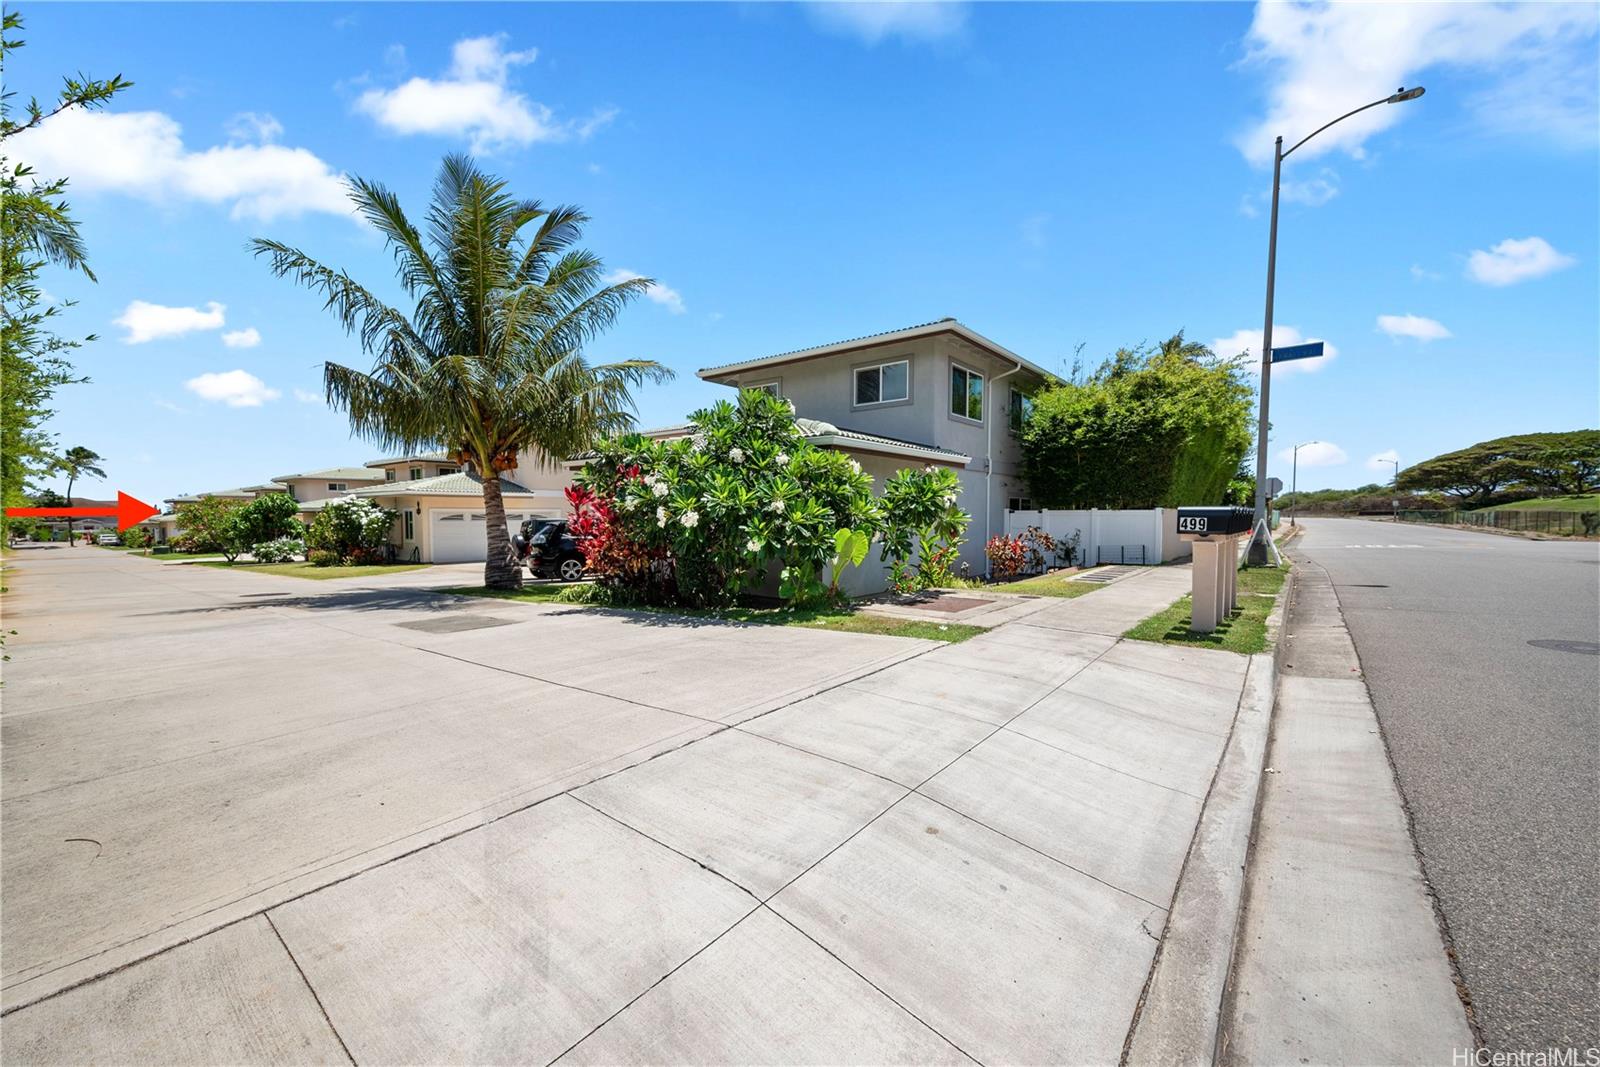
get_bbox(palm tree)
[59,445,105,545]
[252,155,672,588]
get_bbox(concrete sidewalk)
[1218,557,1474,1064]
[4,554,1266,1064]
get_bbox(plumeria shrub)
[304,498,395,565]
[879,466,969,594]
[251,537,304,564]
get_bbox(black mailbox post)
[1175,506,1254,631]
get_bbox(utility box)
[1176,506,1253,632]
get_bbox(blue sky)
[11,1,1598,503]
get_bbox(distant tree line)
[1397,430,1600,509]
[1018,333,1254,509]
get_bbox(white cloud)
[355,34,614,153]
[292,387,323,405]
[114,300,226,344]
[1410,263,1441,281]
[224,112,284,144]
[805,1,967,44]
[1279,441,1348,468]
[605,269,686,315]
[1366,448,1401,472]
[1210,325,1338,376]
[184,370,281,408]
[8,109,352,221]
[1377,313,1451,342]
[1466,236,1577,286]
[1279,169,1339,206]
[1234,2,1598,166]
[221,327,261,349]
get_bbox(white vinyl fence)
[1003,508,1191,567]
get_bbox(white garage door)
[428,511,537,563]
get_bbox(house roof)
[697,318,1054,382]
[272,467,390,483]
[346,471,541,498]
[794,418,971,466]
[165,486,273,503]
[364,452,452,467]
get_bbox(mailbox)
[1175,506,1255,633]
[1176,506,1254,538]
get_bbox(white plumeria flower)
[652,481,669,498]
[746,539,761,553]
[848,459,862,473]
[774,452,790,466]
[943,493,957,505]
[680,510,700,529]
[769,499,786,513]
[656,506,669,526]
[729,446,744,463]
[690,434,707,451]
[642,473,657,487]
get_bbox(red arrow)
[5,492,161,532]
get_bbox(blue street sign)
[1271,341,1324,363]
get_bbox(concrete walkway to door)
[2,550,1255,1065]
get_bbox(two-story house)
[270,466,389,504]
[698,318,1051,578]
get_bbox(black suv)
[515,519,586,581]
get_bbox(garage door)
[428,511,540,563]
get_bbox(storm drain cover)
[918,595,995,613]
[1527,639,1599,656]
[397,615,517,634]
[1076,566,1137,584]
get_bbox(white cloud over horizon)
[1377,313,1451,342]
[1466,236,1576,286]
[1211,325,1338,377]
[1234,2,1599,166]
[115,300,226,344]
[221,327,261,348]
[184,370,281,408]
[9,109,352,221]
[292,387,323,405]
[605,268,686,314]
[356,34,616,153]
[1279,441,1348,468]
[805,1,968,44]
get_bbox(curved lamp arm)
[1283,87,1425,160]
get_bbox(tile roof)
[697,318,1052,381]
[272,467,390,482]
[794,418,971,464]
[364,452,452,466]
[347,471,540,497]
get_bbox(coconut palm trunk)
[479,472,518,588]
[253,155,671,591]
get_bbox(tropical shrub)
[173,496,246,558]
[230,492,300,548]
[986,535,1026,578]
[304,498,394,564]
[251,537,304,564]
[1018,525,1056,574]
[575,391,968,606]
[878,466,968,594]
[306,548,340,567]
[120,525,152,549]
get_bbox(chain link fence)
[1396,509,1600,536]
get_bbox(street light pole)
[1247,86,1426,564]
[1291,439,1319,527]
[1387,458,1400,486]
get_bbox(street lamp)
[1385,458,1400,486]
[1290,440,1319,527]
[1248,86,1426,563]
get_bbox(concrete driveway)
[3,546,1256,1064]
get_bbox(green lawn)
[1475,494,1600,513]
[200,561,430,580]
[1124,563,1288,655]
[992,571,1103,598]
[444,584,985,643]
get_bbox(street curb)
[1123,564,1295,1066]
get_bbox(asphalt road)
[1293,518,1599,1054]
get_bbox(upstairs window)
[951,364,984,422]
[385,469,396,482]
[747,381,780,398]
[437,466,458,475]
[327,482,348,492]
[854,359,909,406]
[1008,389,1034,433]
[408,467,423,481]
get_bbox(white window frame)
[950,361,985,424]
[852,358,910,409]
[746,380,781,398]
[403,510,414,539]
[385,469,396,482]
[327,482,348,492]
[436,466,458,475]
[408,467,423,481]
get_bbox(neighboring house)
[164,485,284,509]
[139,513,181,544]
[698,318,1051,576]
[271,466,388,503]
[364,453,463,483]
[342,471,566,564]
